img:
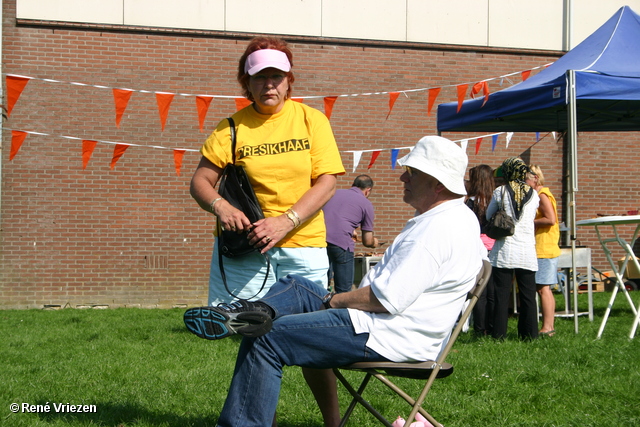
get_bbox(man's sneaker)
[184,300,273,340]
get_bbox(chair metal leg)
[333,261,492,427]
[334,368,443,427]
[371,371,441,427]
[334,369,394,427]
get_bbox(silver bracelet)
[285,208,301,228]
[209,197,223,214]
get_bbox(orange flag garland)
[427,87,441,116]
[386,92,400,119]
[6,75,31,117]
[4,64,552,173]
[82,140,98,169]
[112,89,133,128]
[196,95,214,132]
[323,96,338,119]
[155,92,175,131]
[235,98,252,111]
[456,84,468,113]
[173,149,186,176]
[10,130,28,160]
[110,144,129,169]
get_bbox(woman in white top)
[486,157,539,340]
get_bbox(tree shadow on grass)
[31,400,325,427]
[33,401,218,426]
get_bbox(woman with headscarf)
[486,157,540,340]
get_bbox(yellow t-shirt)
[535,187,561,258]
[201,100,345,248]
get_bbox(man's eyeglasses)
[403,166,418,177]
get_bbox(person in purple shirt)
[323,175,379,293]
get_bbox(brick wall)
[2,0,639,308]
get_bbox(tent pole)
[567,70,580,333]
[563,0,573,51]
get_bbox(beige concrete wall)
[14,0,640,50]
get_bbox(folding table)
[576,215,640,338]
[556,246,593,321]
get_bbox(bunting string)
[3,62,551,101]
[4,126,559,174]
[3,59,558,173]
[3,61,552,123]
[4,127,198,176]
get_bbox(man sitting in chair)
[184,135,487,427]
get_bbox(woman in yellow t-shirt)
[191,37,344,304]
[189,37,345,426]
[527,165,561,336]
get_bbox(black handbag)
[217,119,264,258]
[485,187,515,239]
[217,117,270,298]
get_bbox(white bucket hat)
[397,136,468,195]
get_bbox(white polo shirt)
[348,197,486,362]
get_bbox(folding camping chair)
[333,259,492,427]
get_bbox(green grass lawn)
[2,291,640,426]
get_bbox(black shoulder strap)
[219,116,271,302]
[227,117,236,164]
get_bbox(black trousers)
[491,267,538,340]
[473,273,493,335]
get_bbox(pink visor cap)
[244,49,291,75]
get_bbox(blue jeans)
[216,274,389,427]
[326,243,355,293]
[209,242,329,305]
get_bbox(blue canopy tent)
[437,5,640,133]
[437,6,640,332]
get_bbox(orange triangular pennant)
[112,88,133,128]
[291,98,304,103]
[482,81,491,107]
[173,149,186,176]
[367,151,381,169]
[155,92,175,131]
[196,96,214,133]
[386,92,400,119]
[6,75,31,117]
[110,144,129,169]
[456,84,468,113]
[427,87,441,116]
[235,98,252,111]
[475,137,483,155]
[470,82,484,98]
[323,96,338,120]
[82,140,98,169]
[9,130,28,160]
[521,70,532,81]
